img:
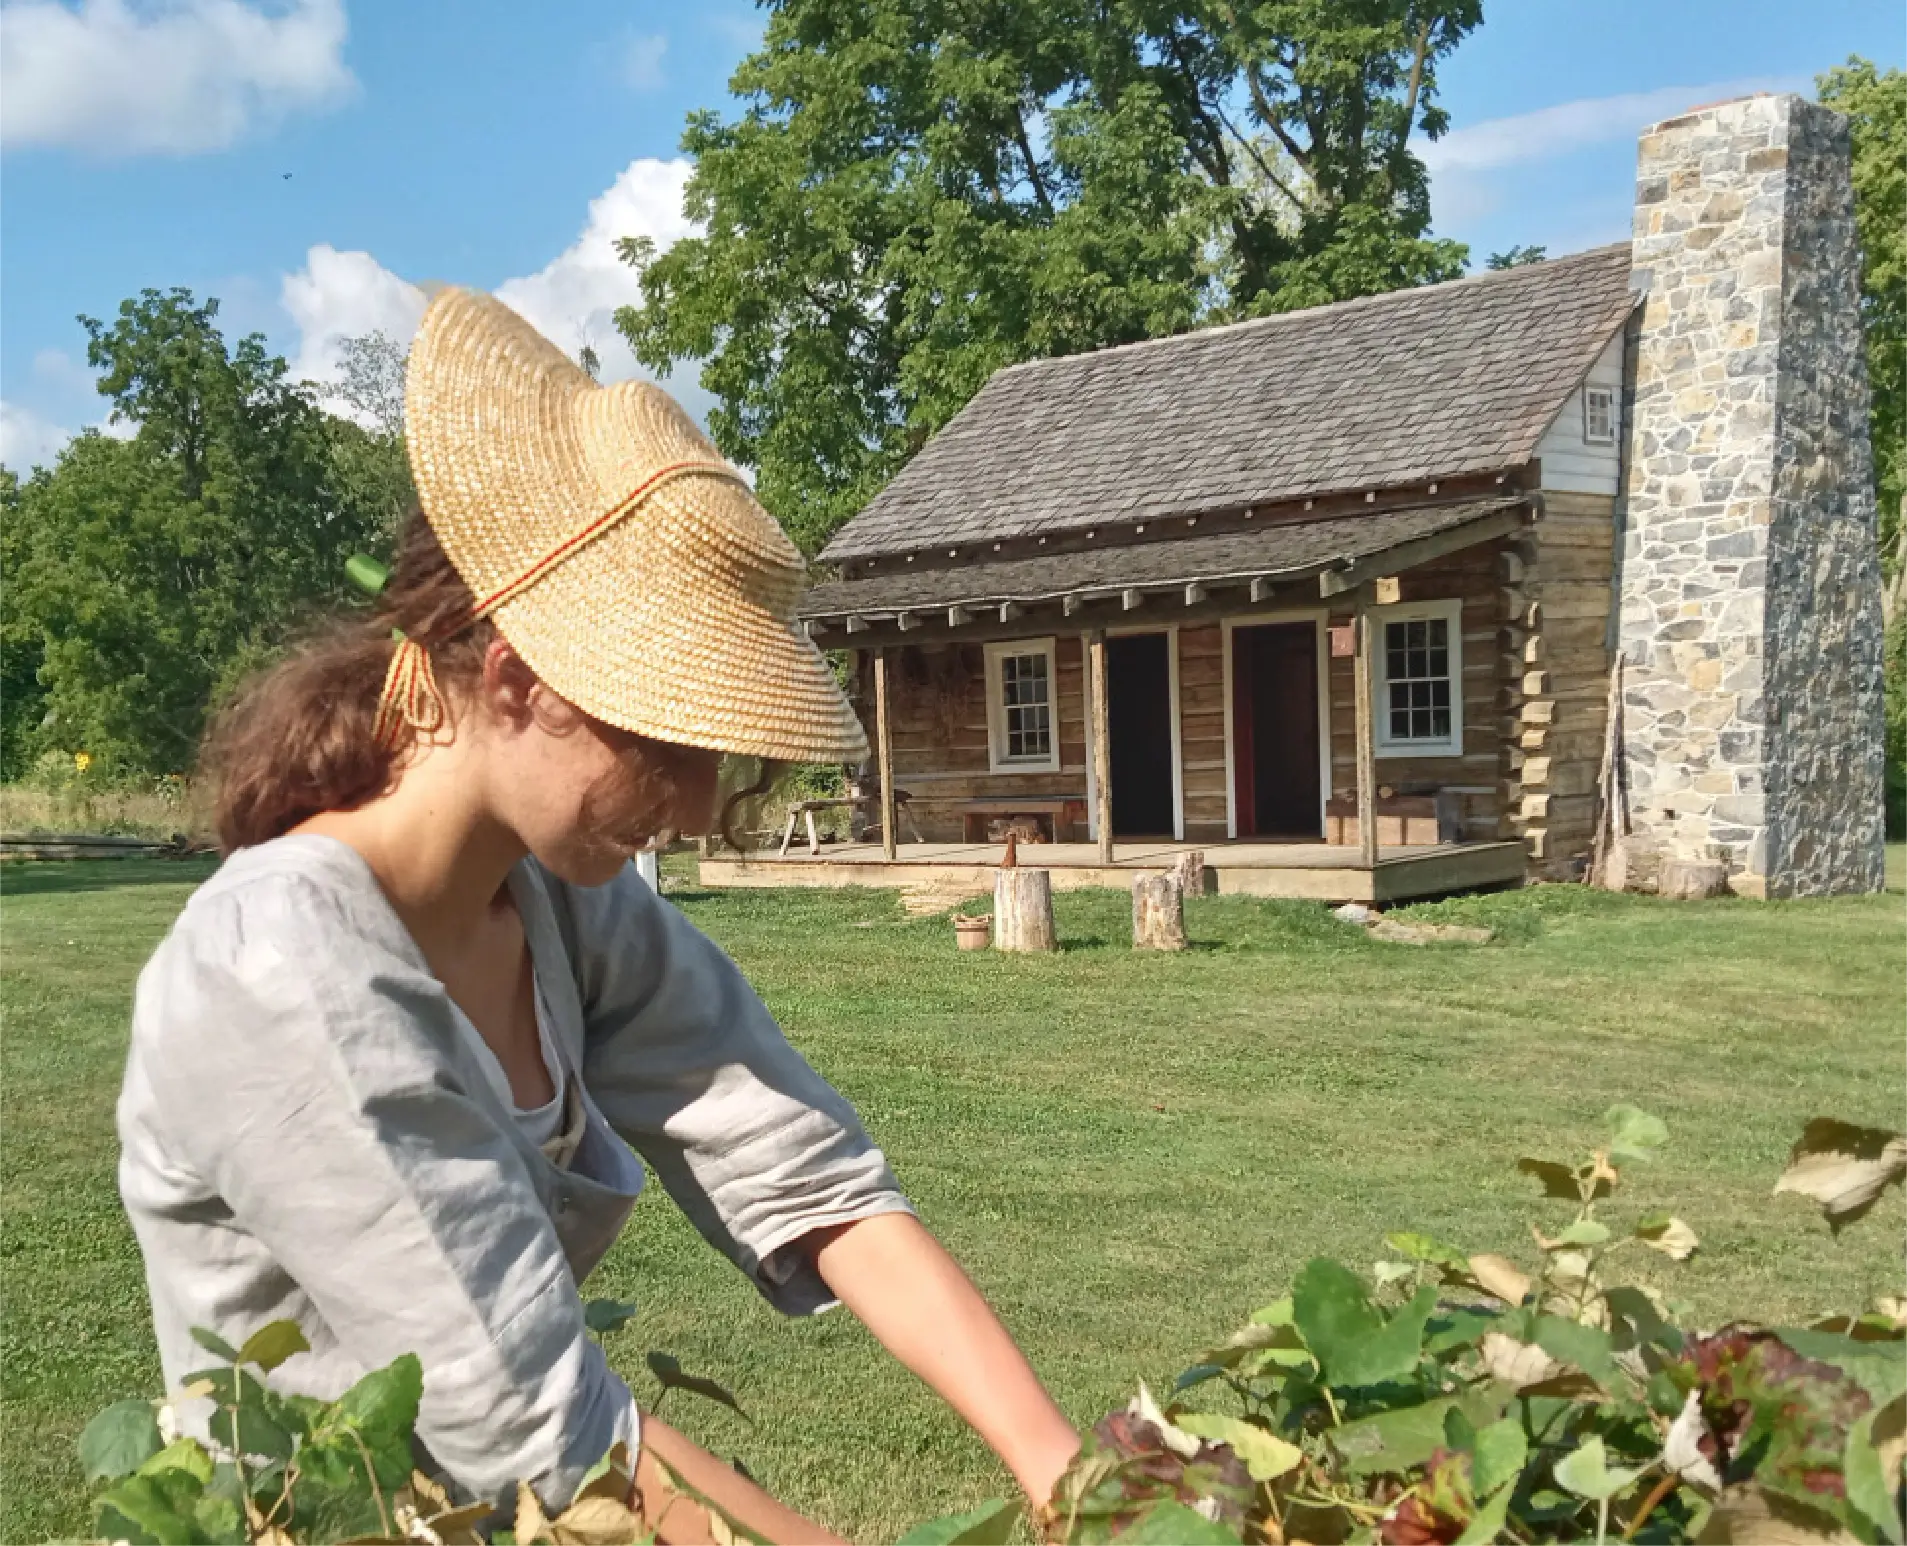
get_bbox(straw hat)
[399,288,867,764]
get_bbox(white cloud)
[622,31,667,90]
[495,158,696,386]
[1418,77,1801,242]
[1417,78,1797,175]
[275,157,716,425]
[0,0,354,155]
[0,401,74,473]
[280,244,427,401]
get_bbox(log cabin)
[706,95,1885,903]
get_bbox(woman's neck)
[294,739,527,963]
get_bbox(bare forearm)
[809,1212,1080,1503]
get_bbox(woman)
[117,289,1080,1541]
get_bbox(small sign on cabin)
[1329,624,1356,658]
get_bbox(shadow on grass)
[0,857,220,898]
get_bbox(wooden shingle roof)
[801,496,1529,621]
[819,244,1636,564]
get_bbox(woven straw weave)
[404,288,867,763]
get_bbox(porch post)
[1353,587,1379,870]
[874,646,898,862]
[1089,629,1114,865]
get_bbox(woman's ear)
[479,637,541,732]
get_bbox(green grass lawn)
[2,858,1903,1541]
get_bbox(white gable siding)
[1536,330,1626,495]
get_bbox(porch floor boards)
[699,839,1527,904]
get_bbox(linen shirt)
[116,834,911,1506]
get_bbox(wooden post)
[1089,629,1114,865]
[994,868,1057,951]
[1353,589,1379,870]
[874,647,898,862]
[1131,872,1188,950]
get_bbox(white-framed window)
[984,638,1060,773]
[1374,601,1463,758]
[1583,386,1616,445]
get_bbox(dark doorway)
[1106,633,1177,838]
[1232,622,1322,839]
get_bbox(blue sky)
[2,0,1900,473]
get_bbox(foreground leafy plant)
[917,1108,1905,1546]
[80,1113,1904,1544]
[77,1303,751,1544]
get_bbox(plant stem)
[1597,1495,1610,1546]
[1621,1472,1679,1542]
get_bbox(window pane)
[1380,612,1457,745]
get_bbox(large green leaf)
[1174,1413,1302,1482]
[1605,1105,1668,1164]
[1472,1418,1530,1498]
[1774,1329,1907,1404]
[334,1353,423,1438]
[187,1368,296,1463]
[78,1399,164,1483]
[236,1320,309,1373]
[1117,1500,1243,1543]
[1844,1397,1905,1545]
[1531,1315,1621,1389]
[1553,1437,1645,1502]
[1333,1397,1463,1477]
[1292,1259,1436,1388]
[896,1498,1021,1545]
[136,1439,214,1486]
[93,1468,208,1546]
[1456,1483,1515,1546]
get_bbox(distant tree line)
[0,293,413,780]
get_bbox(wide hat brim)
[405,289,868,765]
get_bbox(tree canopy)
[1816,57,1903,600]
[618,0,1479,553]
[1,293,407,778]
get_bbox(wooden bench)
[958,798,1087,844]
[779,791,924,857]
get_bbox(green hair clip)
[345,554,390,598]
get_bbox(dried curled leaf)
[549,1495,648,1545]
[1636,1212,1701,1261]
[1774,1119,1907,1233]
[1467,1254,1531,1307]
[517,1479,551,1545]
[1478,1332,1559,1390]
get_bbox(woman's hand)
[805,1213,1083,1506]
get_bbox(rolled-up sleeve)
[135,878,636,1507]
[555,865,913,1314]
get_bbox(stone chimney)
[1616,93,1885,898]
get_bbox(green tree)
[3,291,387,775]
[1486,244,1547,269]
[1817,58,1905,833]
[618,0,1478,554]
[1818,57,1903,604]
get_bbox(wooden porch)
[699,837,1527,904]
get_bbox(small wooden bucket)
[952,914,992,951]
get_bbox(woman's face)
[477,651,724,887]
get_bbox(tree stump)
[993,867,1057,952]
[1658,860,1730,900]
[1131,872,1188,951]
[1171,849,1207,896]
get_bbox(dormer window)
[1583,387,1616,445]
